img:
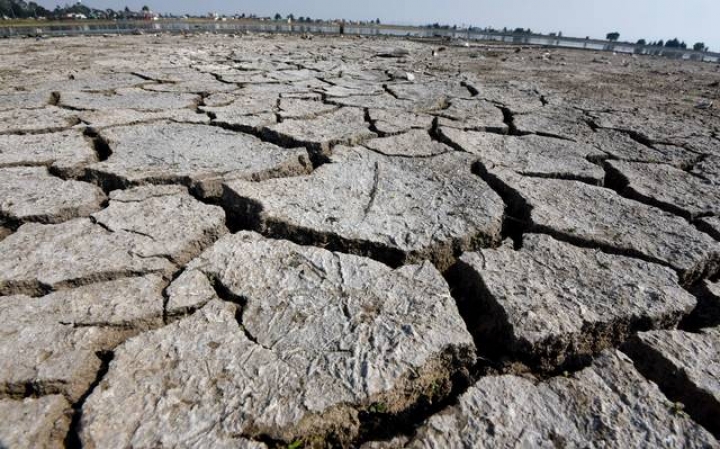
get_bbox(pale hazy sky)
[37,0,720,51]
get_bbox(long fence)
[1,20,718,63]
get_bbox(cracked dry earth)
[0,33,719,449]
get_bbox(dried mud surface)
[0,33,719,448]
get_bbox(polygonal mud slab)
[327,94,421,112]
[91,185,227,265]
[0,107,78,134]
[58,88,199,111]
[687,280,720,328]
[0,90,54,110]
[85,123,311,198]
[216,71,275,84]
[292,58,340,73]
[223,147,504,270]
[281,91,324,101]
[472,82,546,114]
[550,351,720,448]
[143,79,238,94]
[0,219,173,296]
[0,130,96,175]
[440,128,606,184]
[405,374,583,448]
[694,155,720,185]
[331,69,388,83]
[32,273,167,329]
[699,216,720,241]
[214,112,278,133]
[80,232,475,447]
[0,167,106,228]
[201,95,278,119]
[437,99,507,133]
[0,275,166,401]
[364,130,451,157]
[133,69,223,83]
[512,106,593,141]
[385,81,474,104]
[589,110,710,144]
[0,396,71,449]
[586,128,698,168]
[266,69,323,83]
[606,160,720,220]
[242,80,324,97]
[202,91,241,107]
[454,234,695,371]
[232,60,299,72]
[670,136,720,157]
[34,72,148,93]
[0,186,225,296]
[493,170,720,284]
[322,83,385,99]
[79,108,211,128]
[405,350,717,448]
[625,328,720,437]
[277,98,338,119]
[367,109,434,136]
[262,107,376,159]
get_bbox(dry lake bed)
[0,33,719,448]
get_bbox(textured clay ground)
[0,34,719,448]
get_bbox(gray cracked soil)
[0,33,719,449]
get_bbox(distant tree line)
[636,37,708,52]
[0,0,155,20]
[0,0,51,18]
[607,32,710,52]
[271,13,381,25]
[476,26,535,35]
[424,23,459,30]
[273,13,316,23]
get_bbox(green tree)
[286,13,294,20]
[693,42,707,52]
[142,5,149,12]
[606,32,620,41]
[274,13,282,20]
[376,18,381,25]
[636,39,647,45]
